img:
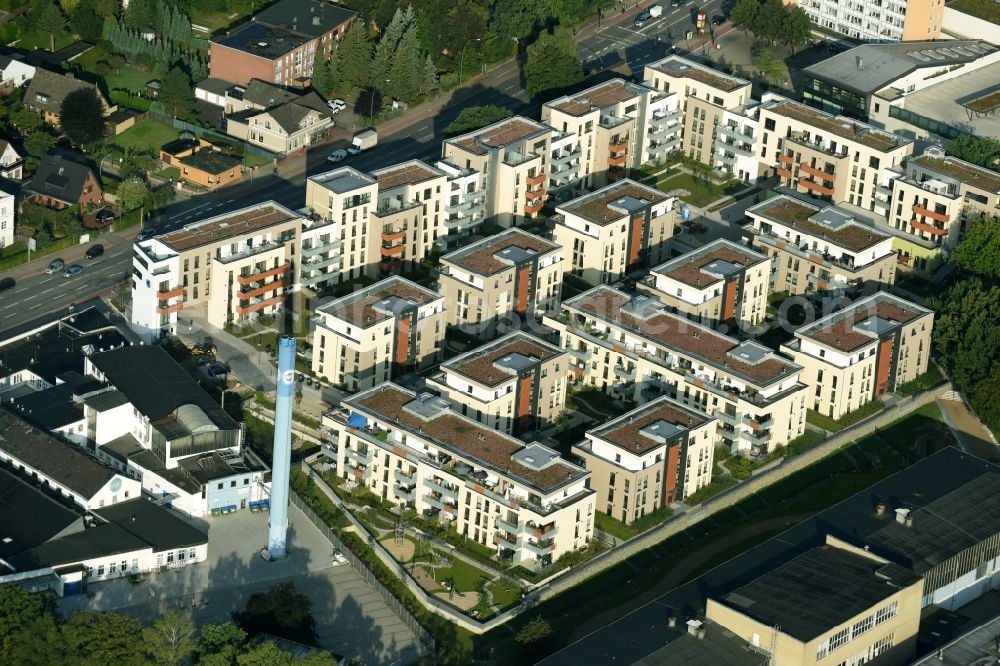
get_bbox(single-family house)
[0,139,24,180]
[28,154,103,210]
[23,69,112,127]
[160,137,243,191]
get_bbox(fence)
[537,384,951,601]
[290,490,435,656]
[301,465,526,635]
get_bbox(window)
[851,614,873,638]
[874,601,897,625]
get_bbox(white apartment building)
[554,179,676,287]
[794,0,943,42]
[311,277,446,391]
[0,187,13,249]
[434,159,488,250]
[546,286,808,454]
[327,385,595,568]
[639,239,770,332]
[305,166,378,283]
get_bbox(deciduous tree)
[143,611,195,666]
[70,0,104,41]
[946,135,1000,169]
[524,27,582,98]
[29,0,66,52]
[118,177,150,212]
[953,216,1000,279]
[59,611,146,666]
[234,582,316,645]
[729,0,759,37]
[445,104,513,135]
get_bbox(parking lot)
[59,505,422,664]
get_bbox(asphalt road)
[0,1,724,333]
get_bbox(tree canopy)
[234,582,316,645]
[445,104,514,135]
[952,216,1000,279]
[160,65,195,118]
[731,0,812,50]
[60,88,107,147]
[946,135,1000,170]
[524,26,582,98]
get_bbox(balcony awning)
[347,412,368,429]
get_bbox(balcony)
[608,153,627,167]
[382,229,406,243]
[393,485,416,502]
[570,345,592,361]
[156,300,185,315]
[526,172,546,187]
[713,408,740,426]
[218,239,286,265]
[740,429,772,446]
[744,414,775,430]
[614,364,635,381]
[496,516,521,533]
[609,141,628,154]
[653,109,684,124]
[237,262,290,286]
[778,154,795,165]
[424,476,459,498]
[876,185,893,199]
[380,243,405,258]
[526,522,558,539]
[157,285,184,300]
[719,125,753,143]
[913,204,950,223]
[718,426,739,442]
[524,199,544,215]
[236,294,284,315]
[495,533,519,549]
[799,163,836,181]
[910,219,947,236]
[239,277,288,300]
[303,253,341,271]
[423,492,444,510]
[552,147,581,167]
[714,138,753,158]
[715,152,737,167]
[801,179,835,196]
[394,467,415,483]
[301,238,341,257]
[776,167,794,179]
[345,447,373,465]
[523,538,556,556]
[806,272,831,290]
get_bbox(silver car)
[63,264,83,278]
[46,258,65,274]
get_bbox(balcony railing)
[714,138,753,158]
[614,364,635,380]
[551,148,581,166]
[236,294,284,315]
[910,219,947,236]
[740,429,772,446]
[744,414,775,430]
[526,172,546,187]
[301,238,341,257]
[496,516,521,533]
[913,204,950,223]
[526,522,558,539]
[713,408,739,426]
[799,163,836,181]
[393,485,416,501]
[237,262,290,286]
[424,476,459,498]
[157,285,184,300]
[495,533,519,549]
[716,152,737,167]
[718,125,754,143]
[239,277,288,300]
[303,253,340,271]
[345,447,373,464]
[218,239,286,265]
[523,538,556,555]
[156,300,185,315]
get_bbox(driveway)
[59,505,421,664]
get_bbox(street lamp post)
[369,79,390,120]
[459,38,481,84]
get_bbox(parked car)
[45,258,65,274]
[327,98,347,113]
[95,210,115,227]
[671,0,682,7]
[84,244,104,259]
[136,226,157,241]
[634,10,652,27]
[346,146,362,156]
[0,277,15,291]
[208,363,230,377]
[63,264,83,278]
[712,14,725,25]
[197,355,217,366]
[327,149,347,163]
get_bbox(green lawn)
[895,366,945,397]
[475,403,952,662]
[113,119,180,152]
[190,0,260,32]
[487,579,523,611]
[418,551,492,594]
[245,153,274,168]
[656,172,742,208]
[807,400,886,432]
[14,26,75,52]
[566,388,620,417]
[595,512,639,541]
[950,0,1000,23]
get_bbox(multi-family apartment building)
[438,229,563,335]
[0,187,13,249]
[426,331,567,437]
[782,292,933,420]
[643,56,754,172]
[311,277,445,391]
[326,384,594,567]
[573,397,716,524]
[638,239,770,332]
[130,203,303,341]
[441,116,552,227]
[545,286,808,454]
[792,0,943,41]
[745,194,897,296]
[755,95,914,217]
[553,179,676,287]
[706,541,922,666]
[369,160,447,275]
[433,160,488,250]
[305,166,378,282]
[542,78,684,194]
[886,148,1000,258]
[208,0,356,87]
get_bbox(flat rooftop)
[441,228,558,276]
[447,116,549,156]
[159,203,300,252]
[0,466,82,561]
[213,0,356,58]
[308,166,376,193]
[443,331,562,387]
[317,276,440,328]
[911,154,1000,193]
[179,148,241,175]
[654,239,767,289]
[559,179,667,225]
[802,41,996,96]
[372,160,443,191]
[647,55,750,93]
[748,195,888,252]
[541,448,1000,665]
[568,287,800,386]
[897,60,1000,138]
[720,545,917,642]
[796,292,930,352]
[590,397,712,455]
[766,98,909,152]
[352,385,586,493]
[547,78,647,116]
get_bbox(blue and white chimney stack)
[267,334,296,559]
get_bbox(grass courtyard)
[656,172,742,208]
[113,119,180,152]
[949,0,1000,23]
